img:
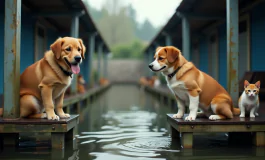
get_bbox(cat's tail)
[232,107,241,116]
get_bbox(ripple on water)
[80,110,177,159]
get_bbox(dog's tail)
[232,107,241,116]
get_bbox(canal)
[1,84,265,159]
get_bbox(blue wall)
[218,23,227,89]
[0,0,4,94]
[198,36,208,73]
[251,2,265,71]
[20,13,35,73]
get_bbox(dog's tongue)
[71,65,80,74]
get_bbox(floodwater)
[1,84,265,160]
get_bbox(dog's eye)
[158,57,163,60]
[78,48,81,52]
[66,47,71,51]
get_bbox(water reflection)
[1,84,265,160]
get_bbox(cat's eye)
[248,90,251,92]
[253,90,256,92]
[158,57,163,60]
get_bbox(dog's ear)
[50,37,64,59]
[244,80,250,88]
[78,38,86,60]
[166,47,180,63]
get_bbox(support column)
[70,15,79,94]
[103,51,108,78]
[163,32,172,46]
[4,0,21,118]
[88,33,96,88]
[145,53,149,76]
[97,43,103,82]
[226,0,239,105]
[180,14,190,60]
[148,49,153,77]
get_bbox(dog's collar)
[58,64,73,78]
[167,63,185,79]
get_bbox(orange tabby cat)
[238,80,260,118]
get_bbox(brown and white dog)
[20,37,86,120]
[149,46,240,121]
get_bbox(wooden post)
[181,132,193,148]
[226,0,239,105]
[253,132,265,147]
[4,0,21,118]
[51,133,65,149]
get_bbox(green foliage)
[111,40,146,59]
[84,0,160,58]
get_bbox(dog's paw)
[47,114,60,121]
[255,113,259,116]
[209,115,220,120]
[41,113,47,118]
[59,113,70,119]
[239,114,245,118]
[185,115,196,121]
[173,113,183,119]
[250,114,255,118]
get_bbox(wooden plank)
[167,114,265,133]
[0,115,78,124]
[63,84,110,107]
[0,115,79,133]
[167,114,265,125]
[4,0,21,118]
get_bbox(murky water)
[1,84,265,159]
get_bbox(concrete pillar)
[4,0,21,118]
[97,43,103,82]
[226,0,239,105]
[181,15,190,60]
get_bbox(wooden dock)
[0,115,79,149]
[167,114,265,148]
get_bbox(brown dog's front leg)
[55,91,70,119]
[40,84,60,120]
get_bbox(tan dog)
[20,37,86,120]
[149,46,240,121]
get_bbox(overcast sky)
[85,0,182,27]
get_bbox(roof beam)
[177,11,225,20]
[32,10,85,17]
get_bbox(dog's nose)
[74,56,81,63]
[149,64,153,69]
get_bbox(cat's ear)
[244,80,250,88]
[255,81,260,89]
